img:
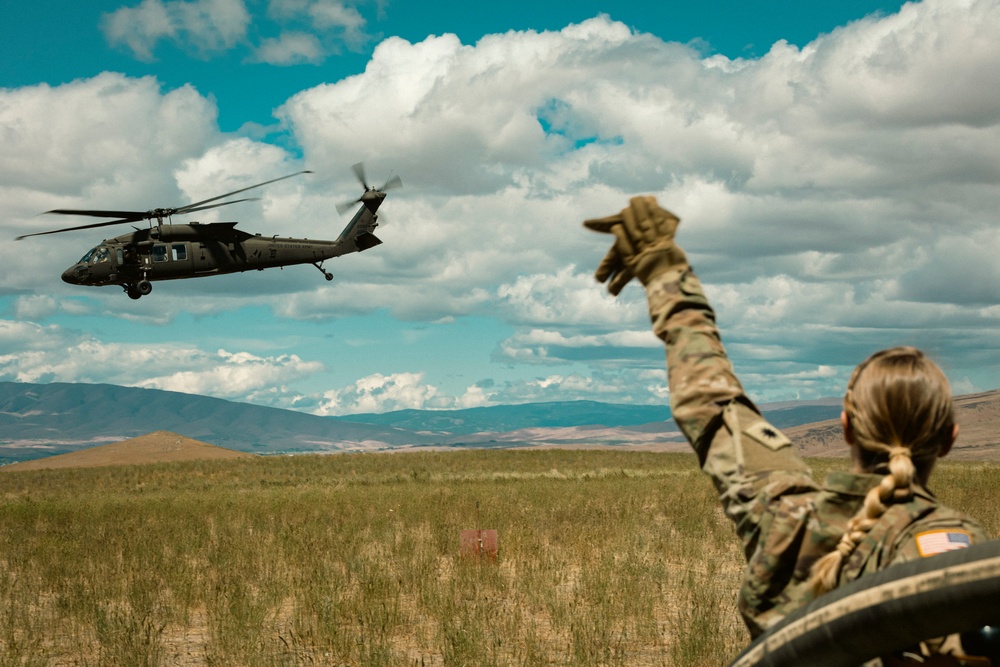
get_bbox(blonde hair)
[809,347,955,595]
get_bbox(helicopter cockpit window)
[89,246,111,264]
[152,245,168,262]
[79,248,97,264]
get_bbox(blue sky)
[3,0,1000,415]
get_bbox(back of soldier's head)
[844,346,955,480]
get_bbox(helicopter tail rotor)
[336,197,362,215]
[336,162,402,215]
[381,174,402,192]
[352,162,370,190]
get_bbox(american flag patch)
[915,530,972,557]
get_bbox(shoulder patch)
[915,529,973,557]
[743,420,793,451]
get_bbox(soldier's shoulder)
[891,503,988,561]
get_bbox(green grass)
[0,450,996,666]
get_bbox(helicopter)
[16,165,400,299]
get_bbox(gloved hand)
[583,196,686,295]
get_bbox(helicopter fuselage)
[62,213,382,298]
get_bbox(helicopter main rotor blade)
[16,216,144,241]
[180,197,261,215]
[19,171,311,241]
[175,170,313,214]
[45,208,147,219]
[43,172,305,222]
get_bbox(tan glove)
[584,196,687,295]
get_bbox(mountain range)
[3,381,998,465]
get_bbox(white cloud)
[0,73,215,196]
[268,0,366,36]
[489,369,670,406]
[496,266,643,327]
[12,296,60,321]
[315,371,442,414]
[173,138,303,220]
[306,1,366,44]
[136,349,322,397]
[253,31,325,64]
[496,327,662,366]
[0,319,323,402]
[311,367,675,414]
[102,0,251,60]
[7,1,1000,410]
[100,0,373,63]
[275,3,1000,309]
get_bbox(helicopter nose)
[62,265,84,285]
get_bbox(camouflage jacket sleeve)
[644,267,819,555]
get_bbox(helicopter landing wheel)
[126,285,142,300]
[137,280,152,296]
[313,262,334,281]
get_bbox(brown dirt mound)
[1,431,254,471]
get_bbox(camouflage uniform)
[644,265,989,638]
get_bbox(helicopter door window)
[91,246,111,264]
[152,245,168,262]
[115,248,123,266]
[172,244,187,261]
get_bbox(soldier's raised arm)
[584,197,819,633]
[584,196,811,475]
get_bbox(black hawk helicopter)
[17,165,400,299]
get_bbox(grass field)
[1,450,997,666]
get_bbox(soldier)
[584,196,989,662]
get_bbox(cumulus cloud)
[311,368,674,414]
[481,369,671,406]
[102,0,252,60]
[495,266,642,327]
[102,0,372,63]
[0,73,216,196]
[270,0,368,48]
[315,371,443,414]
[7,1,1000,410]
[135,349,322,397]
[0,318,323,402]
[495,328,662,366]
[252,31,325,64]
[174,138,303,213]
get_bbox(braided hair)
[809,347,956,595]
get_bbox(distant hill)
[2,381,998,466]
[1,431,253,471]
[0,381,440,464]
[328,401,674,435]
[785,389,1000,460]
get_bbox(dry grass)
[0,450,995,666]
